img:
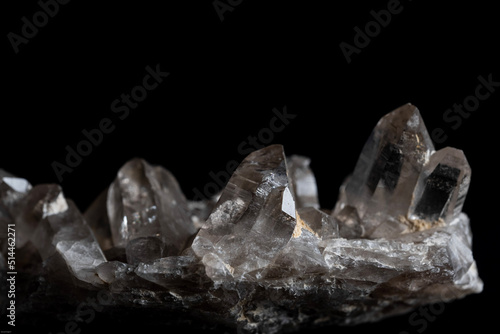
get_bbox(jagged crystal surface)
[107,158,197,260]
[1,104,482,333]
[1,175,105,286]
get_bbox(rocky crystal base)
[0,104,482,333]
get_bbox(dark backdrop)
[2,1,498,333]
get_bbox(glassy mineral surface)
[0,104,482,333]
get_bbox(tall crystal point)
[107,158,196,262]
[338,103,435,236]
[192,145,298,281]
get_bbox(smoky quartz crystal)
[0,104,482,333]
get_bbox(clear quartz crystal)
[107,158,197,261]
[408,147,471,224]
[339,104,434,233]
[191,145,298,281]
[2,181,105,285]
[4,104,483,332]
[108,158,164,245]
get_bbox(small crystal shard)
[287,155,320,209]
[333,205,364,239]
[0,169,32,202]
[126,236,165,265]
[296,207,339,239]
[0,170,32,255]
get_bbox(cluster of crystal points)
[0,104,482,333]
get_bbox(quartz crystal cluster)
[0,104,482,333]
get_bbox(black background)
[2,1,498,333]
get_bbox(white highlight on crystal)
[296,174,317,197]
[3,177,32,193]
[42,191,68,218]
[282,186,296,218]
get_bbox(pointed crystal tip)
[107,158,196,258]
[336,104,470,237]
[408,147,471,224]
